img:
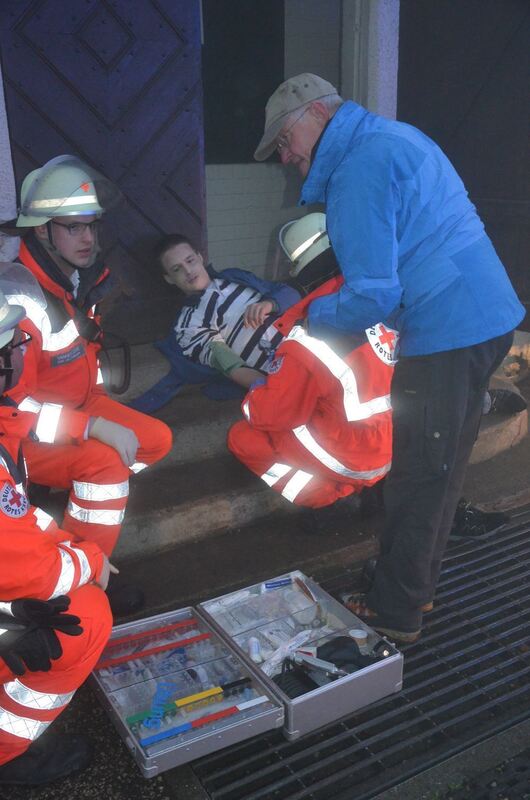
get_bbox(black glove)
[9,596,83,636]
[0,625,63,675]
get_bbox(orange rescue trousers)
[229,420,362,508]
[24,396,172,555]
[0,584,112,766]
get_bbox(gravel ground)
[442,748,530,800]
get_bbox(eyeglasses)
[51,219,100,237]
[276,107,310,153]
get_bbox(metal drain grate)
[191,506,530,800]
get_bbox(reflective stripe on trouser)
[0,584,112,766]
[228,421,360,508]
[23,395,172,556]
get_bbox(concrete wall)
[0,61,19,261]
[205,0,400,278]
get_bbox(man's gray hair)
[286,93,344,125]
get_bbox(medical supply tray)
[92,571,403,777]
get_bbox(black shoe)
[449,498,510,540]
[486,389,527,416]
[0,733,92,786]
[107,584,145,617]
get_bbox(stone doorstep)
[115,484,296,560]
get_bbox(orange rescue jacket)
[0,401,104,600]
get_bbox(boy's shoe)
[359,558,433,612]
[487,389,527,416]
[449,499,509,541]
[0,733,92,786]
[341,592,421,644]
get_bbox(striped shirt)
[174,279,284,371]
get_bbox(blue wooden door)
[0,0,205,342]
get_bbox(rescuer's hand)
[0,621,63,676]
[0,627,63,675]
[97,556,119,592]
[243,300,274,329]
[9,597,82,636]
[89,417,139,466]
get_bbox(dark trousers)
[367,332,514,630]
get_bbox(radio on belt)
[92,570,403,778]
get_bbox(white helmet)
[279,212,330,275]
[278,212,339,295]
[16,155,121,227]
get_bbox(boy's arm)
[209,341,263,387]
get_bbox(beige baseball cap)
[254,73,338,161]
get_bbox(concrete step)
[115,453,297,560]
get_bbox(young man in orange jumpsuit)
[0,270,112,785]
[7,157,172,582]
[228,214,395,510]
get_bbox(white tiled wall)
[205,0,341,280]
[205,163,308,280]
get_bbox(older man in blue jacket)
[255,73,525,643]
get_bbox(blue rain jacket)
[301,102,525,356]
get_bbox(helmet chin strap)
[44,221,99,271]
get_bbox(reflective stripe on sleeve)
[57,542,92,588]
[261,463,291,487]
[4,679,74,710]
[96,366,104,385]
[33,507,54,531]
[52,548,76,595]
[35,403,62,444]
[292,425,392,481]
[0,707,50,741]
[0,602,13,616]
[130,462,148,474]
[73,479,129,501]
[67,500,125,526]
[18,396,42,414]
[281,470,313,502]
[242,400,250,421]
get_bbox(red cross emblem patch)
[0,483,28,518]
[365,323,399,365]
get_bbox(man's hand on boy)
[244,300,274,329]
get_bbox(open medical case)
[92,571,403,777]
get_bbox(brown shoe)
[341,593,421,644]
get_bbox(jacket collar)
[20,234,110,310]
[274,276,344,336]
[300,101,369,206]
